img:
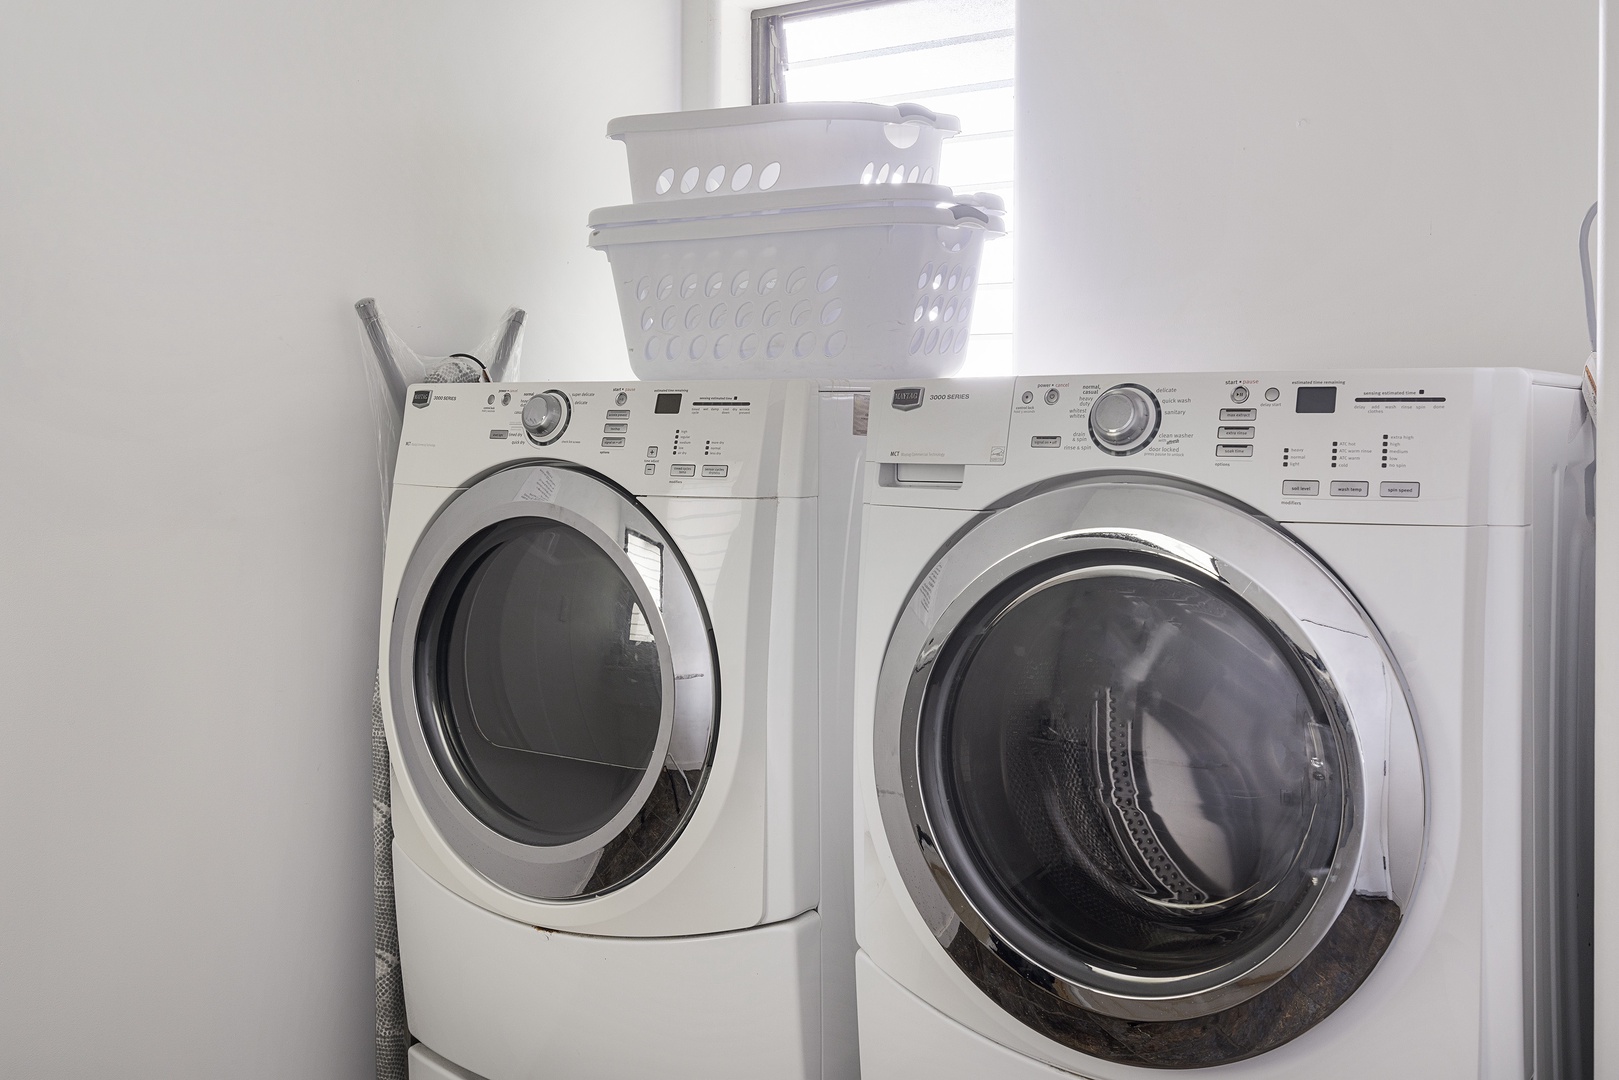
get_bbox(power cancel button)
[1379,481,1420,499]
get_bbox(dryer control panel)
[868,368,1579,526]
[394,379,824,498]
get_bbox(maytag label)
[868,378,1015,465]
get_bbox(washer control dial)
[1088,384,1161,456]
[522,390,571,444]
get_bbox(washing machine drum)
[874,477,1422,1068]
[389,464,717,901]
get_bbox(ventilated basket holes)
[957,299,971,324]
[917,263,933,290]
[825,330,847,358]
[883,121,923,149]
[680,273,699,299]
[955,330,970,353]
[705,271,725,297]
[909,328,925,355]
[766,333,787,360]
[655,168,675,195]
[713,334,731,359]
[731,270,750,296]
[734,301,755,327]
[923,167,935,183]
[759,162,781,189]
[705,165,726,192]
[794,332,817,358]
[817,266,839,293]
[667,336,684,361]
[731,163,753,190]
[709,303,729,329]
[860,162,876,184]
[927,300,942,322]
[889,163,905,184]
[761,300,782,327]
[946,269,960,290]
[790,299,811,327]
[640,308,655,331]
[925,328,940,354]
[680,167,699,193]
[636,276,652,301]
[876,163,891,184]
[684,305,702,330]
[758,268,779,295]
[690,335,708,359]
[940,329,955,355]
[644,336,662,362]
[786,268,807,294]
[657,275,675,300]
[660,306,678,331]
[739,333,758,360]
[908,166,921,183]
[821,300,843,325]
[912,300,926,323]
[942,299,958,322]
[961,271,973,291]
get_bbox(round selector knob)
[522,390,570,444]
[1088,384,1161,456]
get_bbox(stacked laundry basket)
[589,102,1005,379]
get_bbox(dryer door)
[390,464,717,901]
[873,476,1421,1067]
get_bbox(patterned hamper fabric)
[374,677,409,1080]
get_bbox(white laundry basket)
[588,185,1005,380]
[607,102,960,202]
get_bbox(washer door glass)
[920,553,1346,988]
[419,517,663,846]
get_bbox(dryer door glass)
[920,554,1346,986]
[420,517,663,846]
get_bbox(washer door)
[874,476,1420,1067]
[390,464,717,901]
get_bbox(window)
[753,0,1016,376]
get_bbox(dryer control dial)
[1088,384,1160,456]
[522,390,571,445]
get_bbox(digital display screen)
[654,393,682,415]
[1296,386,1338,414]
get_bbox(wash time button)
[1330,481,1369,497]
[1379,481,1420,498]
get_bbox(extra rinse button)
[1380,481,1420,498]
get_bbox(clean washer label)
[513,469,558,504]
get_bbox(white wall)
[0,3,678,1076]
[1019,0,1597,375]
[1594,4,1616,1076]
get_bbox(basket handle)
[950,204,992,227]
[895,102,941,125]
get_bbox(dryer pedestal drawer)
[395,848,822,1080]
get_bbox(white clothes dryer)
[851,369,1592,1077]
[381,379,866,1080]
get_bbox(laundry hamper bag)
[608,102,960,202]
[588,185,1006,380]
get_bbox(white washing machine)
[851,370,1593,1077]
[380,379,866,1080]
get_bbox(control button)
[1331,481,1369,497]
[604,423,628,433]
[1380,481,1420,498]
[1215,444,1253,458]
[1088,384,1161,456]
[1264,387,1281,402]
[670,463,696,477]
[1220,409,1256,422]
[522,390,571,445]
[1217,426,1255,440]
[1283,480,1321,496]
[615,392,629,406]
[646,445,659,459]
[1031,435,1062,448]
[1231,386,1251,403]
[601,437,625,447]
[643,462,656,475]
[606,409,631,420]
[701,464,729,478]
[1021,390,1034,404]
[1044,388,1060,405]
[501,392,511,406]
